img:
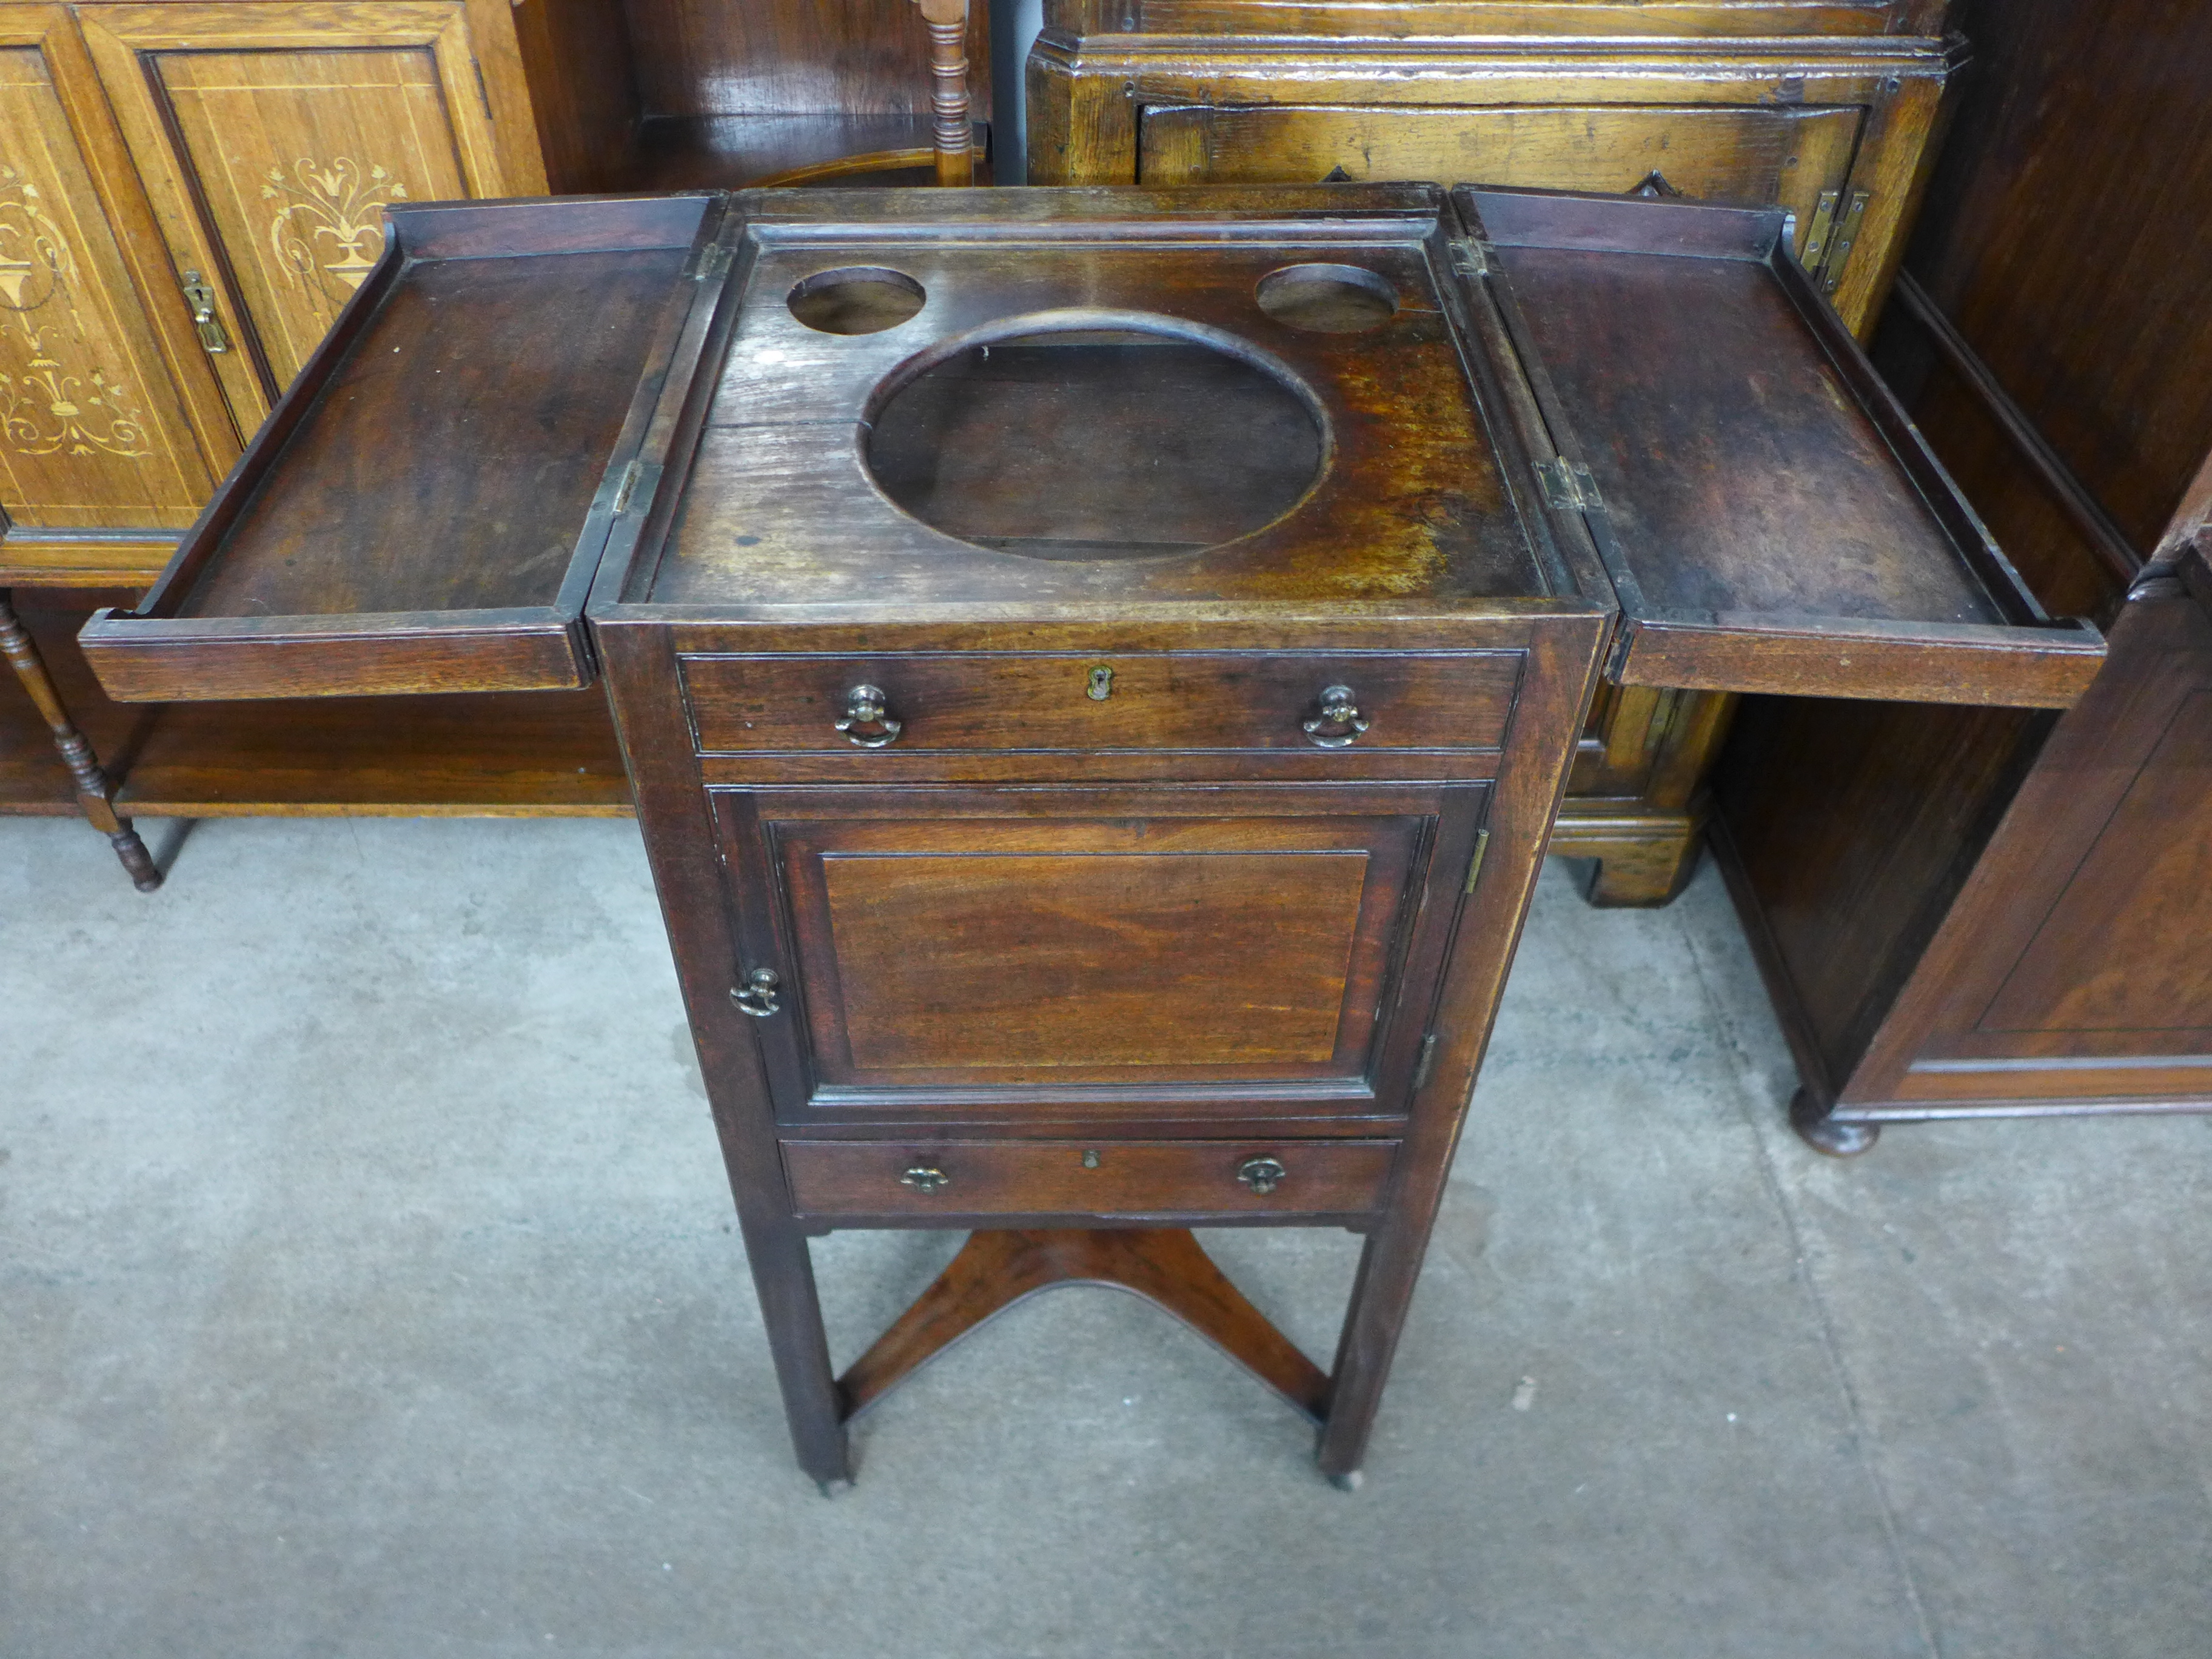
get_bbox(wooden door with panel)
[715,780,1487,1143]
[79,1,545,432]
[0,4,229,581]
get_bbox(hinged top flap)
[1456,184,2105,709]
[79,192,737,702]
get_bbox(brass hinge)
[1412,1033,1439,1090]
[1464,828,1491,894]
[694,243,734,282]
[1822,190,1871,295]
[1535,456,1601,513]
[1449,238,1487,280]
[1800,189,1841,270]
[179,269,229,354]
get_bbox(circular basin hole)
[788,267,926,335]
[865,326,1324,559]
[1255,263,1399,333]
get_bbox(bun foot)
[816,1476,856,1499]
[1791,1088,1879,1157]
[1325,1468,1363,1492]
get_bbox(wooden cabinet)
[0,0,630,589]
[81,2,539,431]
[1027,0,1965,905]
[72,183,2102,1479]
[0,5,224,562]
[1709,0,2212,1151]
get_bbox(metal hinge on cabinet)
[1821,190,1870,295]
[1463,828,1491,894]
[472,57,494,120]
[1799,189,1871,295]
[1535,456,1601,513]
[179,269,228,354]
[1800,190,1841,269]
[1449,238,1487,280]
[693,243,734,282]
[1412,1033,1440,1090]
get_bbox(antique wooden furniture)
[1027,0,1964,904]
[0,0,993,871]
[1709,0,2212,1151]
[75,182,2097,1482]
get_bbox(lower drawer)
[781,1138,1398,1220]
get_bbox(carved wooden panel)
[81,2,525,426]
[1140,104,1863,259]
[0,8,216,529]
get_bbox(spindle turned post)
[0,591,161,891]
[914,0,973,186]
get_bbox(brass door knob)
[835,683,902,747]
[899,1164,950,1195]
[1236,1155,1287,1195]
[731,967,781,1016]
[1302,684,1369,748]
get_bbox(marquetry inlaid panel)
[0,38,210,527]
[153,49,464,392]
[80,3,518,427]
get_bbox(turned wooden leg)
[1791,1086,1880,1157]
[0,590,161,891]
[916,0,974,187]
[840,1228,1331,1425]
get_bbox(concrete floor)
[2,814,2208,1659]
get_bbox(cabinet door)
[716,784,1489,1128]
[1863,576,2212,1108]
[1141,104,1862,261]
[79,1,540,431]
[0,5,222,534]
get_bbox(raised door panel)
[1139,104,1862,261]
[80,2,532,427]
[717,785,1487,1124]
[0,8,220,532]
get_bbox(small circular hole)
[1255,264,1399,334]
[788,267,926,335]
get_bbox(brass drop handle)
[1302,684,1369,748]
[731,967,782,1017]
[180,269,230,354]
[1236,1155,1287,1196]
[899,1164,950,1195]
[835,683,902,748]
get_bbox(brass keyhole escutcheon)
[1087,665,1113,700]
[1081,1149,1101,1169]
[899,1164,950,1195]
[1236,1155,1287,1196]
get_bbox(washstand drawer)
[782,1139,1399,1219]
[682,652,1520,755]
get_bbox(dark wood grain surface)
[783,1139,1398,1219]
[679,650,1521,756]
